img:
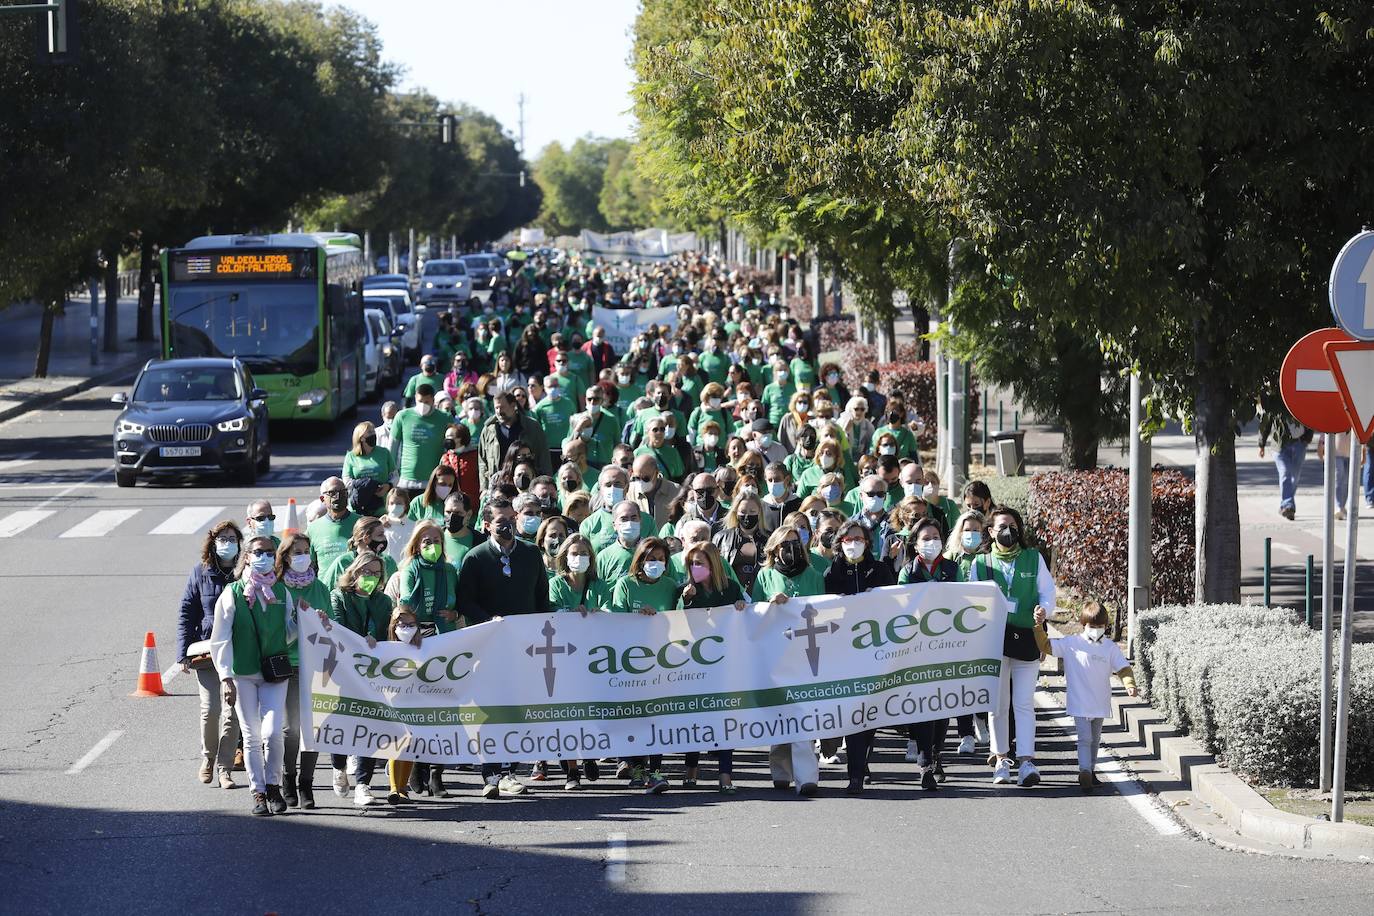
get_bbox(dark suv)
[112,358,271,487]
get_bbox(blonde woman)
[796,437,855,498]
[342,421,397,494]
[711,492,767,592]
[687,382,730,446]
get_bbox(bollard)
[1013,410,1020,432]
[981,393,989,466]
[998,402,1004,431]
[1306,555,1315,628]
[1263,537,1272,607]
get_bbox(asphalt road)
[1,361,1372,914]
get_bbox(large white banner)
[580,228,673,262]
[592,305,679,354]
[299,584,1008,764]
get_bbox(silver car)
[416,259,472,305]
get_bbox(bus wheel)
[115,468,136,488]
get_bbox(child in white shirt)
[1033,602,1136,792]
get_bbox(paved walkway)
[0,297,161,421]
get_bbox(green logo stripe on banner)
[314,657,1002,727]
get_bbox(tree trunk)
[34,300,56,378]
[877,313,896,363]
[909,300,931,361]
[1060,413,1100,470]
[1055,327,1103,470]
[102,244,119,353]
[136,237,155,342]
[1193,320,1242,603]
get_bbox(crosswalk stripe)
[58,509,141,538]
[0,452,38,473]
[0,509,56,538]
[150,506,225,535]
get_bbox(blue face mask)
[768,481,786,499]
[798,528,811,547]
[961,530,983,551]
[249,554,274,574]
[520,514,541,535]
[214,540,239,562]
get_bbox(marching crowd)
[177,251,1135,818]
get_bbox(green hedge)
[1136,604,1374,788]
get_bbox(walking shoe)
[219,770,236,790]
[1017,760,1041,788]
[957,735,976,756]
[233,747,245,772]
[616,760,633,780]
[565,773,582,791]
[387,791,413,805]
[429,769,451,799]
[1336,507,1348,521]
[992,759,1012,784]
[1091,773,1103,787]
[797,782,819,797]
[628,767,648,789]
[772,780,791,790]
[282,775,298,808]
[332,768,350,797]
[353,784,378,807]
[645,772,669,794]
[904,740,920,762]
[1280,506,1296,520]
[251,792,271,816]
[498,774,527,796]
[934,761,946,783]
[298,784,316,810]
[481,775,501,799]
[199,758,213,784]
[1079,770,1094,793]
[819,752,842,766]
[920,767,939,791]
[583,759,600,782]
[266,785,288,815]
[530,761,548,781]
[973,716,989,744]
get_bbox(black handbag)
[1003,624,1041,662]
[245,591,294,683]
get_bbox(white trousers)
[990,657,1040,759]
[769,741,819,791]
[233,675,288,793]
[1075,717,1104,771]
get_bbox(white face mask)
[709,397,722,410]
[703,434,719,449]
[395,625,418,643]
[289,553,312,573]
[567,553,591,573]
[617,520,641,541]
[435,485,453,499]
[819,454,836,470]
[1083,627,1106,642]
[917,540,943,561]
[841,540,866,561]
[922,483,937,499]
[604,484,624,505]
[879,444,896,456]
[864,494,885,513]
[254,518,275,538]
[642,560,666,580]
[388,504,405,519]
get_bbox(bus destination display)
[170,250,315,282]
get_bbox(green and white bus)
[161,232,366,421]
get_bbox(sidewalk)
[0,297,161,422]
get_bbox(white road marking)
[66,730,124,775]
[0,509,56,537]
[150,506,225,535]
[162,661,181,686]
[1034,693,1183,837]
[1270,542,1302,556]
[31,466,114,511]
[58,508,140,538]
[606,832,627,884]
[0,452,38,473]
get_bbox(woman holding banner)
[968,507,1055,789]
[327,552,388,806]
[752,524,827,796]
[276,534,330,810]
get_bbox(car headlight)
[117,418,145,435]
[424,281,434,288]
[297,388,328,408]
[216,416,249,432]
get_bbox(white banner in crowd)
[518,227,546,246]
[299,584,1009,765]
[580,228,675,262]
[592,305,678,353]
[666,231,698,253]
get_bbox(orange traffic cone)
[130,631,167,697]
[283,497,300,536]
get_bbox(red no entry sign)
[1280,328,1356,434]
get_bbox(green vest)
[973,549,1042,628]
[230,579,292,677]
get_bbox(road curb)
[0,358,148,425]
[1109,684,1374,860]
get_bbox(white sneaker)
[992,759,1012,784]
[481,775,500,799]
[1017,760,1041,788]
[819,753,842,766]
[332,768,350,797]
[958,735,976,756]
[1337,507,1348,521]
[973,717,989,744]
[904,740,920,762]
[353,783,378,807]
[498,774,527,796]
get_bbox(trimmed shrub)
[834,351,980,450]
[1136,604,1374,787]
[978,475,1031,519]
[815,316,856,352]
[1027,468,1194,612]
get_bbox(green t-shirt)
[403,371,444,402]
[320,550,399,591]
[391,407,451,484]
[549,574,612,613]
[595,540,638,583]
[634,443,685,481]
[306,511,360,579]
[282,578,330,665]
[698,350,730,386]
[533,395,575,446]
[610,575,679,614]
[342,446,395,484]
[760,381,796,426]
[687,406,730,444]
[872,424,919,460]
[750,564,827,601]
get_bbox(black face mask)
[369,539,388,554]
[738,513,758,530]
[819,529,837,550]
[778,542,807,575]
[493,520,515,541]
[995,528,1019,548]
[696,491,716,511]
[445,513,465,533]
[363,435,377,447]
[326,493,346,511]
[444,439,457,451]
[561,478,578,490]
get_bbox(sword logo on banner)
[307,632,342,686]
[526,619,577,698]
[784,604,840,676]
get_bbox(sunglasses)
[251,514,276,522]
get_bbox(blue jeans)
[1364,446,1374,505]
[1275,440,1307,511]
[1334,457,1350,510]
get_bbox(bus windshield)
[168,283,319,375]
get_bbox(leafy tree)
[532,136,628,235]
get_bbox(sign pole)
[1331,433,1360,822]
[1320,434,1334,793]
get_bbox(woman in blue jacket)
[177,521,244,789]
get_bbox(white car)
[363,307,395,399]
[416,259,472,306]
[363,288,419,358]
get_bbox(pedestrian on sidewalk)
[1032,603,1136,793]
[1257,397,1313,520]
[1316,432,1352,521]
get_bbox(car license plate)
[159,446,202,458]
